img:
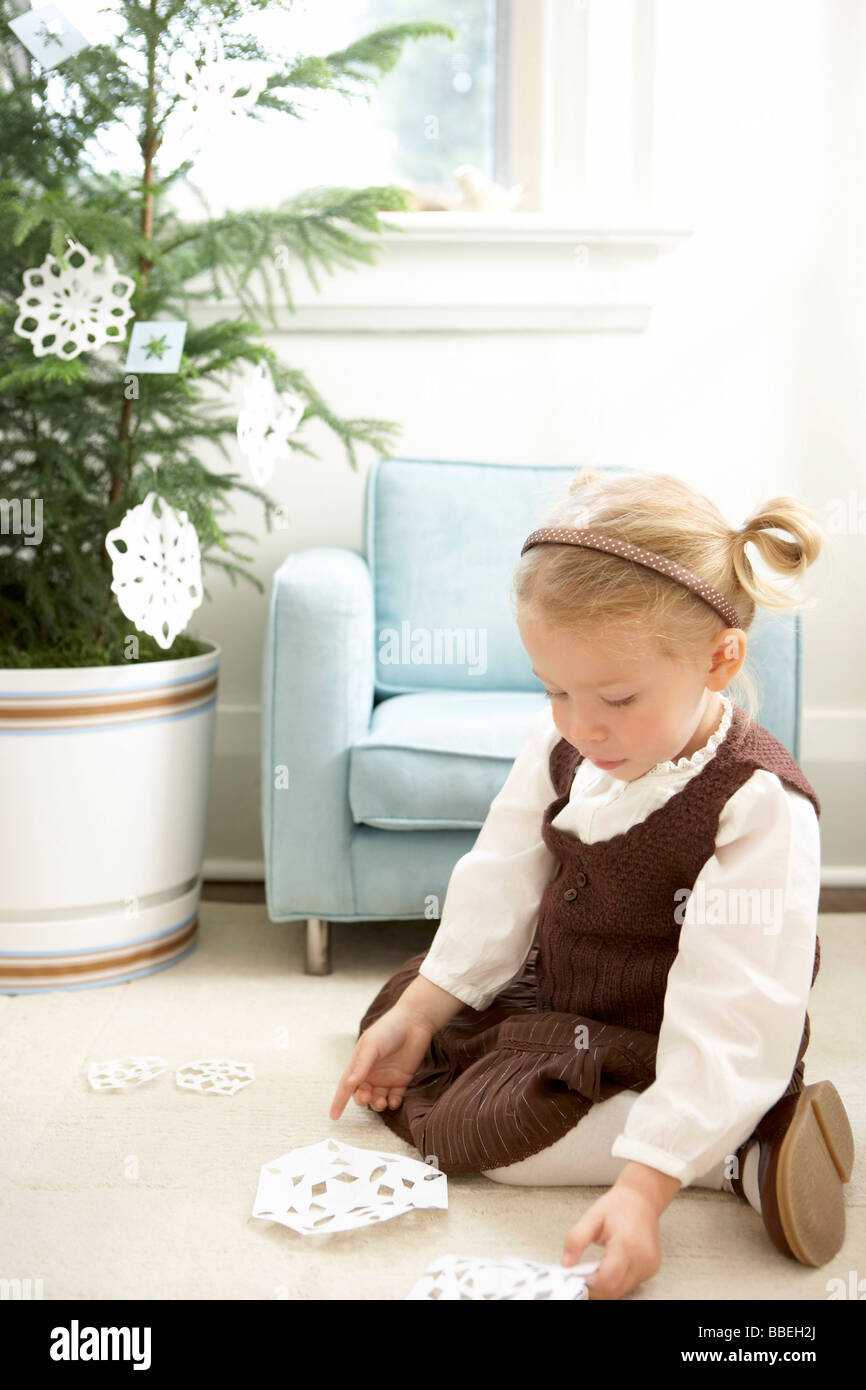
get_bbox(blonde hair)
[511,470,823,744]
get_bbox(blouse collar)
[644,693,733,777]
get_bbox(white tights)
[481,1088,736,1191]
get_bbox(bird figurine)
[454,164,527,211]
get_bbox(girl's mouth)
[588,757,626,769]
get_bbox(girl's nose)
[564,713,608,748]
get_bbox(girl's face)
[518,612,731,783]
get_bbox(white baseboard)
[203,858,265,881]
[819,867,866,888]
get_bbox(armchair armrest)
[261,547,375,919]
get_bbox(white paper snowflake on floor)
[104,492,203,650]
[88,1056,169,1091]
[13,239,135,360]
[236,361,305,487]
[175,1059,255,1095]
[252,1138,448,1235]
[405,1254,602,1301]
[167,25,266,145]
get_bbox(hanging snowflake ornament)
[14,238,135,360]
[166,25,267,150]
[236,361,306,487]
[104,493,203,650]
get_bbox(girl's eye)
[545,691,636,706]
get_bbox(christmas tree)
[0,0,454,666]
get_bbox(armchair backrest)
[364,457,804,758]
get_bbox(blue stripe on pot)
[0,913,199,992]
[0,945,199,994]
[0,697,217,736]
[0,664,220,698]
[0,674,218,732]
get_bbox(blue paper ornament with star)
[125,321,188,374]
[8,3,92,68]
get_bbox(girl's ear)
[709,629,747,685]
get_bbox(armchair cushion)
[349,690,548,829]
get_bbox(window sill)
[192,211,693,335]
[373,210,693,250]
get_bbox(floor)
[1,905,863,1300]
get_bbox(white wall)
[192,0,866,882]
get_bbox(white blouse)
[417,694,822,1187]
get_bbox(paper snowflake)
[13,239,135,360]
[88,1057,169,1091]
[251,1138,448,1235]
[175,1059,255,1096]
[104,493,203,649]
[406,1254,602,1301]
[236,361,305,487]
[167,25,266,144]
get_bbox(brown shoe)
[731,1080,855,1266]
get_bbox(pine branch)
[156,184,411,316]
[257,20,455,114]
[321,22,456,93]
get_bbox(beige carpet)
[1,905,863,1301]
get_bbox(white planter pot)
[0,642,220,992]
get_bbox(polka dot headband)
[520,527,742,630]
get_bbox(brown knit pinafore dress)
[358,703,822,1176]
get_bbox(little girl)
[330,468,855,1300]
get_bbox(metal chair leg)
[305,918,332,975]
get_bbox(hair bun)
[568,468,602,496]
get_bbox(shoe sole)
[766,1081,855,1266]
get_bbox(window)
[32,0,663,225]
[168,0,505,219]
[271,0,504,205]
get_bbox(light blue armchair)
[260,457,806,973]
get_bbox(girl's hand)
[561,1185,663,1300]
[329,1006,435,1121]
